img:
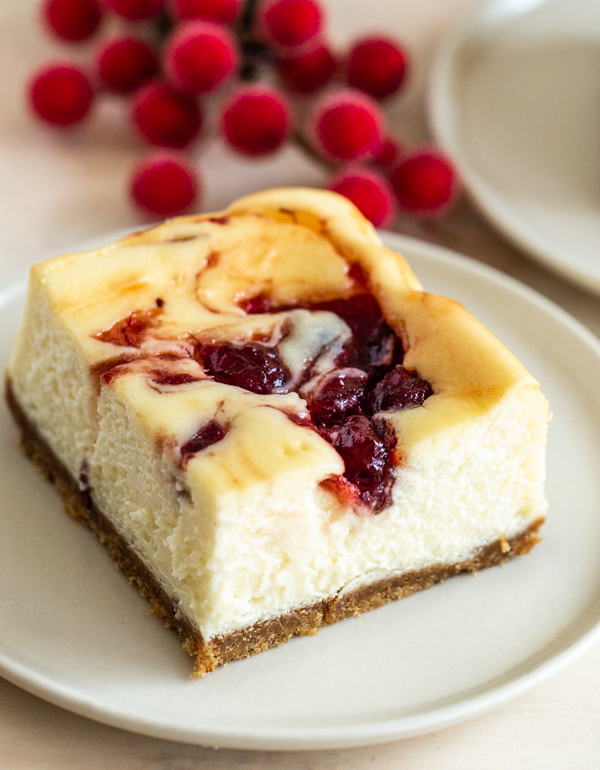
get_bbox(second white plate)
[1,232,600,749]
[430,0,600,294]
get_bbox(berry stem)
[239,0,261,33]
[237,0,271,80]
[153,8,175,43]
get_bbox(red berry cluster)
[29,0,458,222]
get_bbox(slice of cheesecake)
[6,188,549,676]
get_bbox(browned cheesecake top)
[26,188,543,505]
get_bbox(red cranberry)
[328,415,386,479]
[277,45,336,94]
[130,152,199,217]
[220,84,293,157]
[42,0,103,43]
[373,136,401,168]
[165,21,239,95]
[315,294,400,374]
[132,83,203,150]
[306,368,368,426]
[258,0,324,51]
[371,365,433,413]
[29,63,94,127]
[181,420,227,464]
[308,89,384,162]
[326,165,397,228]
[196,342,289,394]
[96,36,157,94]
[324,415,395,511]
[346,36,408,101]
[391,150,458,216]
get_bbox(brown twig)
[293,131,337,171]
[238,0,271,80]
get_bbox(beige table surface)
[1,0,600,767]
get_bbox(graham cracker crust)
[6,378,544,677]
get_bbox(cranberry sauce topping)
[306,368,368,427]
[181,420,227,465]
[239,293,400,376]
[371,365,433,413]
[321,417,397,512]
[197,291,432,513]
[95,307,162,348]
[91,286,432,514]
[195,342,289,395]
[312,294,400,376]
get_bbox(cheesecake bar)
[6,188,549,676]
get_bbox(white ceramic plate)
[429,0,600,294]
[1,231,600,751]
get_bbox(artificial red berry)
[373,136,402,168]
[42,0,103,42]
[103,0,163,20]
[171,0,241,23]
[258,0,324,51]
[390,149,458,216]
[29,63,94,127]
[96,37,157,94]
[130,152,199,217]
[308,89,384,162]
[132,82,202,149]
[220,84,293,156]
[347,36,408,100]
[277,45,335,94]
[327,166,397,228]
[165,21,238,95]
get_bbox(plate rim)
[1,229,600,750]
[427,0,600,297]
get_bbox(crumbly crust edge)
[6,377,544,677]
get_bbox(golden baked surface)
[31,186,542,460]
